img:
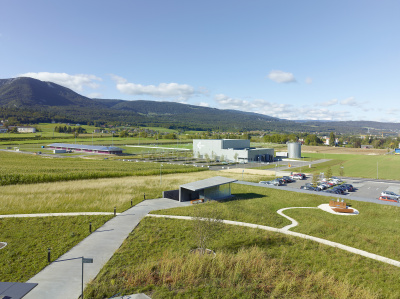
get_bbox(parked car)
[379,195,398,203]
[282,176,295,183]
[272,178,284,186]
[341,184,354,192]
[332,187,345,194]
[290,174,303,180]
[300,185,317,191]
[381,191,400,199]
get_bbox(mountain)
[0,77,291,131]
[0,77,398,134]
[0,77,104,108]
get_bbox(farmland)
[0,151,203,186]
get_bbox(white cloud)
[197,102,210,107]
[214,94,294,119]
[267,70,296,83]
[305,77,313,84]
[87,92,102,99]
[111,75,197,101]
[321,98,338,107]
[19,72,102,92]
[340,96,359,106]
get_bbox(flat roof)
[180,176,237,191]
[47,143,124,152]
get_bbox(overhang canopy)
[180,176,237,191]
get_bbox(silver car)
[381,191,400,199]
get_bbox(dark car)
[332,187,345,194]
[300,185,317,191]
[341,184,354,192]
[282,176,295,183]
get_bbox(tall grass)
[0,171,267,214]
[84,217,388,298]
[0,151,204,186]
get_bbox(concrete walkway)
[24,198,190,299]
[277,207,318,230]
[147,213,400,268]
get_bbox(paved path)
[24,198,190,299]
[276,207,318,230]
[147,213,400,268]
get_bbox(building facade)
[193,139,274,163]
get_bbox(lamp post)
[82,257,93,299]
[377,161,378,179]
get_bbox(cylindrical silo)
[287,142,301,159]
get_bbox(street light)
[82,257,93,299]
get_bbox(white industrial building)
[17,127,36,133]
[193,139,274,163]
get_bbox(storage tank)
[287,142,301,159]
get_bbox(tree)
[326,166,332,179]
[192,202,223,255]
[329,132,336,146]
[234,153,239,162]
[119,130,129,138]
[312,172,319,187]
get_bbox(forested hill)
[0,77,290,131]
[0,77,399,134]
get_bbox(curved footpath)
[147,213,400,268]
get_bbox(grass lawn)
[84,217,398,298]
[0,215,112,282]
[288,152,400,181]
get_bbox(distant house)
[17,127,36,133]
[93,129,101,133]
[0,128,7,133]
[361,145,374,149]
[47,143,124,155]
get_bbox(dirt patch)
[302,146,388,155]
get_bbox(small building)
[47,143,124,155]
[0,128,7,133]
[17,127,36,133]
[179,176,237,202]
[193,139,274,163]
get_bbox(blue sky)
[1,0,399,122]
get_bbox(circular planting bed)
[0,242,7,250]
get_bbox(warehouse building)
[193,139,274,163]
[47,143,124,155]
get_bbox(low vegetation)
[0,151,204,186]
[0,215,112,282]
[84,217,397,298]
[0,171,268,215]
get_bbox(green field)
[0,151,204,186]
[287,152,400,180]
[0,215,112,282]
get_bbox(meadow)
[0,151,203,186]
[288,152,400,181]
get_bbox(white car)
[381,191,400,199]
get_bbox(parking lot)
[280,174,400,203]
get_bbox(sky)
[0,0,399,122]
